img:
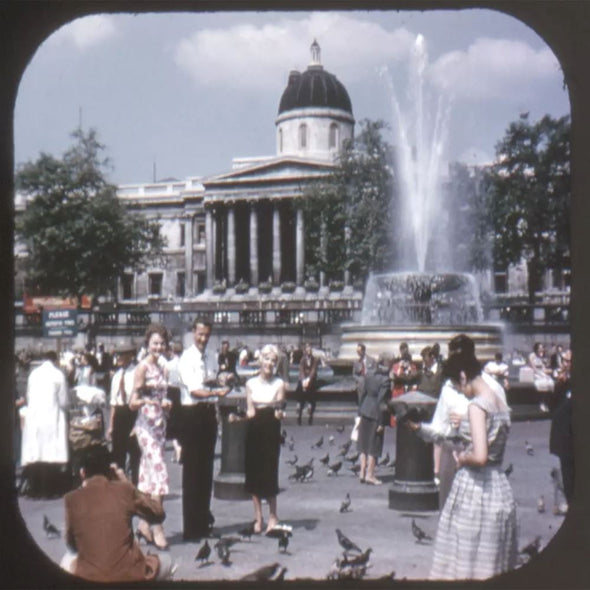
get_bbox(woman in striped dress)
[429,351,518,580]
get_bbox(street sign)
[42,308,78,338]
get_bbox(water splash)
[380,34,452,272]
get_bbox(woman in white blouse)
[244,344,286,534]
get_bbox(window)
[176,271,185,298]
[329,122,339,149]
[278,127,283,153]
[494,272,507,293]
[179,223,185,247]
[196,223,206,244]
[299,123,307,149]
[148,272,163,296]
[121,273,133,300]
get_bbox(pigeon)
[195,540,211,565]
[338,441,352,456]
[319,452,330,466]
[287,436,295,451]
[339,493,351,513]
[504,463,514,477]
[303,465,314,481]
[349,463,362,476]
[301,457,315,469]
[43,515,60,538]
[289,464,309,482]
[216,542,231,566]
[342,547,372,567]
[279,429,287,446]
[327,461,343,476]
[328,435,335,445]
[525,440,534,456]
[336,424,345,434]
[286,454,299,466]
[378,452,390,467]
[411,519,433,543]
[240,562,283,582]
[345,451,360,463]
[278,530,292,553]
[520,536,542,560]
[537,495,546,513]
[335,528,362,554]
[214,536,241,551]
[238,522,256,540]
[311,435,324,449]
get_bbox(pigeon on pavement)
[335,528,362,554]
[411,519,433,543]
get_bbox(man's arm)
[132,487,166,525]
[179,351,230,399]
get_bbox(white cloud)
[174,13,415,90]
[49,15,117,50]
[428,38,560,101]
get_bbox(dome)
[278,42,353,115]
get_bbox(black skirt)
[245,407,280,498]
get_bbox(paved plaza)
[16,414,566,584]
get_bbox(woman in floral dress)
[129,324,171,550]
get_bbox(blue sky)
[14,9,569,185]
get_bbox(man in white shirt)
[178,318,230,540]
[107,347,140,486]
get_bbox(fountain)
[338,34,502,364]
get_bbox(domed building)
[114,41,362,337]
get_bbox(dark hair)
[400,342,409,352]
[448,334,475,357]
[494,352,503,362]
[533,342,543,354]
[357,343,366,353]
[44,350,58,363]
[443,352,482,382]
[80,445,112,478]
[144,323,169,347]
[432,342,440,356]
[192,317,212,330]
[420,346,432,358]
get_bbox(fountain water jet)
[338,34,502,363]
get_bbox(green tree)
[303,119,396,287]
[16,128,166,300]
[485,113,571,302]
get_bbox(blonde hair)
[260,343,279,360]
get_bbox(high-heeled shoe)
[136,528,154,545]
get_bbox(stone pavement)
[17,415,566,584]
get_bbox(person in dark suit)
[295,343,319,425]
[356,363,391,485]
[62,445,173,582]
[178,318,230,540]
[107,346,140,486]
[217,340,238,387]
[352,343,377,407]
[415,346,444,398]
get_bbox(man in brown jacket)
[62,445,173,582]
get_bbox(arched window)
[278,127,283,153]
[299,123,307,149]
[329,123,339,149]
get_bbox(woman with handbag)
[129,324,171,550]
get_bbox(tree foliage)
[16,128,166,299]
[485,113,571,301]
[303,119,396,287]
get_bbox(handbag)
[350,416,360,442]
[69,412,103,451]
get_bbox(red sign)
[23,293,91,314]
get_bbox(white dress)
[429,396,518,580]
[21,361,69,465]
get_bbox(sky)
[13,9,570,186]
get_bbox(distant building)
[117,40,356,303]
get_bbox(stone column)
[249,203,259,286]
[184,215,194,295]
[344,223,351,286]
[295,205,304,286]
[320,218,327,288]
[227,206,236,286]
[272,204,281,284]
[205,209,214,289]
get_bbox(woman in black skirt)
[245,344,286,534]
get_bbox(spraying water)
[381,34,453,272]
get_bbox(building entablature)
[275,107,355,126]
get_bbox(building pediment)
[203,156,335,189]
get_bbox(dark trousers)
[180,404,217,539]
[296,381,317,425]
[111,406,140,487]
[560,455,575,505]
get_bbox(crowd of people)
[14,328,573,582]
